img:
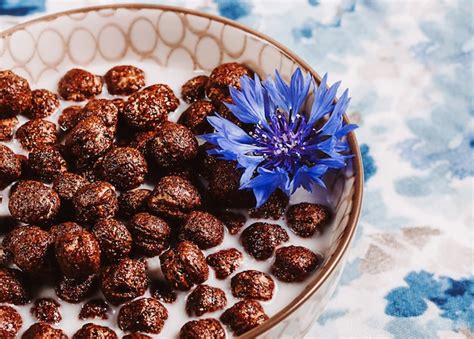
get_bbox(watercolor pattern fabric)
[1,1,472,338]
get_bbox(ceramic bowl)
[0,4,363,338]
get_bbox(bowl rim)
[0,3,364,338]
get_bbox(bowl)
[0,4,363,338]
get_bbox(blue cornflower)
[200,68,357,207]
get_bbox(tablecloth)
[1,0,472,338]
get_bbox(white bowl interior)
[0,5,357,338]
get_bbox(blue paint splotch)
[386,287,428,317]
[317,309,348,325]
[385,271,474,332]
[385,318,442,339]
[339,257,362,285]
[291,0,388,71]
[360,143,376,182]
[0,0,45,16]
[361,189,407,230]
[397,0,474,194]
[214,0,252,20]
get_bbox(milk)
[0,61,334,338]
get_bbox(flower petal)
[292,164,328,192]
[241,167,291,206]
[226,74,268,126]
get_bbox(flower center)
[250,110,311,171]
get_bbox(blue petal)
[241,167,291,207]
[237,155,264,186]
[307,74,339,126]
[264,68,311,115]
[335,123,358,138]
[207,148,238,161]
[318,157,346,169]
[264,73,289,112]
[292,164,328,192]
[289,68,312,115]
[226,74,269,126]
[206,115,253,143]
[319,89,351,136]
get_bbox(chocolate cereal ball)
[149,122,198,169]
[220,300,269,336]
[73,181,118,223]
[3,225,53,276]
[0,268,30,304]
[180,211,224,250]
[231,270,275,301]
[92,218,132,262]
[129,213,170,257]
[31,298,61,323]
[52,172,88,202]
[161,166,196,183]
[81,99,119,133]
[76,163,101,183]
[9,180,60,225]
[178,100,215,134]
[22,323,67,339]
[128,130,158,157]
[0,116,19,141]
[0,247,10,267]
[181,75,209,103]
[180,318,225,339]
[118,298,168,335]
[16,153,28,176]
[206,62,253,103]
[206,248,242,279]
[122,84,177,130]
[196,142,218,180]
[58,105,83,133]
[147,176,201,220]
[16,119,58,151]
[79,299,110,320]
[241,222,289,260]
[27,146,68,182]
[118,189,151,218]
[64,116,114,167]
[160,241,209,291]
[55,275,98,303]
[123,334,151,339]
[272,246,322,282]
[0,305,22,337]
[215,99,247,127]
[55,229,101,279]
[28,89,60,119]
[0,70,32,117]
[49,222,82,242]
[286,202,330,237]
[101,258,148,305]
[217,211,246,235]
[145,84,180,112]
[0,144,22,189]
[151,280,177,304]
[105,65,146,95]
[73,323,117,339]
[185,284,227,317]
[249,189,289,220]
[208,160,255,208]
[96,147,148,191]
[58,68,102,101]
[111,97,126,114]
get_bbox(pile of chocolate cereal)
[0,63,330,338]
